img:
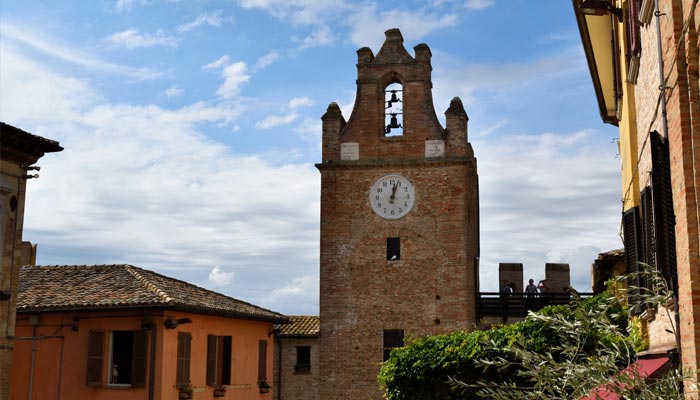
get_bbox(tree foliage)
[378,290,685,399]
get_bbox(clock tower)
[316,29,479,399]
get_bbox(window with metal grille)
[383,329,404,361]
[387,237,400,261]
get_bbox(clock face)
[369,174,415,219]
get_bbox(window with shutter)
[625,0,642,81]
[131,330,147,387]
[107,330,148,386]
[207,334,232,386]
[258,340,268,383]
[623,206,643,315]
[650,131,677,295]
[176,332,192,387]
[86,330,104,387]
[640,187,654,293]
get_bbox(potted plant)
[258,381,272,394]
[213,385,226,397]
[178,385,194,399]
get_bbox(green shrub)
[379,292,641,400]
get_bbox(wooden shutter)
[86,330,104,387]
[640,187,653,295]
[650,131,678,294]
[176,332,192,387]
[206,334,218,386]
[623,206,643,315]
[625,0,642,67]
[131,330,147,387]
[258,340,268,383]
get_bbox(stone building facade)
[574,0,700,389]
[0,122,62,400]
[273,316,319,400]
[316,29,479,399]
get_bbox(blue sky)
[1,0,621,315]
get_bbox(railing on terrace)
[476,292,595,319]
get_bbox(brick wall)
[632,0,700,381]
[545,263,570,294]
[274,337,319,400]
[499,263,523,293]
[318,29,479,400]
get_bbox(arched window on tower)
[384,83,403,136]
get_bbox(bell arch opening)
[384,82,403,136]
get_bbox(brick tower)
[316,29,479,399]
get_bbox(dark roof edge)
[17,303,290,324]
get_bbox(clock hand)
[389,183,398,203]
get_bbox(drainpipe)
[654,0,670,140]
[27,324,36,400]
[276,339,282,400]
[149,323,157,400]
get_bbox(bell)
[385,113,402,133]
[388,114,401,129]
[389,90,400,104]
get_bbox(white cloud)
[164,86,183,97]
[264,275,319,314]
[475,130,620,292]
[294,25,334,49]
[348,6,459,50]
[217,62,251,99]
[107,29,179,49]
[3,44,319,312]
[208,266,236,287]
[294,117,322,143]
[203,55,231,70]
[202,57,251,98]
[254,50,280,70]
[114,0,151,12]
[477,119,507,137]
[235,0,347,26]
[256,112,299,129]
[1,23,162,80]
[288,96,313,109]
[464,0,495,10]
[178,11,225,33]
[271,275,316,297]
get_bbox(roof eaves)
[572,0,619,126]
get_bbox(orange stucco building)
[10,264,288,400]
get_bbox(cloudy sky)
[1,0,622,316]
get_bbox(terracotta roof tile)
[18,264,288,323]
[275,315,319,337]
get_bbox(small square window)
[387,237,400,261]
[295,346,311,372]
[383,329,404,361]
